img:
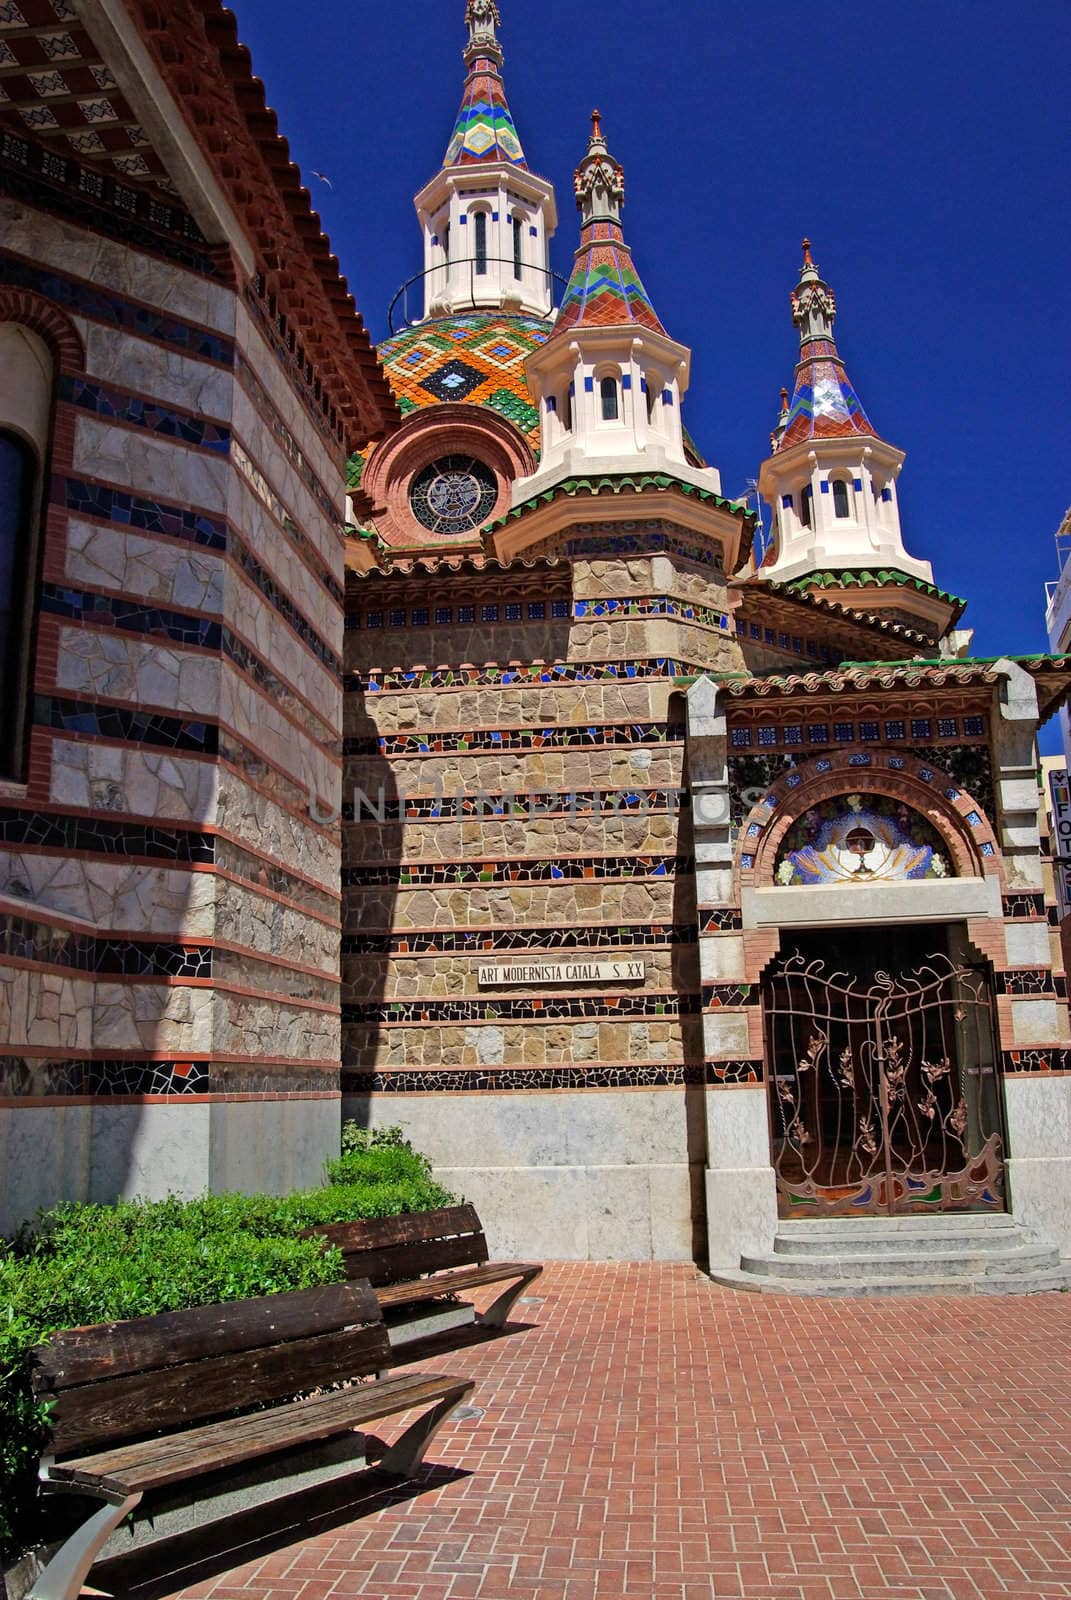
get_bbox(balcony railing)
[388,260,570,335]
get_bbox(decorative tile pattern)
[443,54,526,167]
[370,312,550,452]
[345,992,700,1026]
[553,525,726,570]
[342,923,694,957]
[996,970,1060,997]
[0,248,233,361]
[344,854,693,888]
[0,1057,210,1097]
[1003,1050,1071,1074]
[342,1062,745,1094]
[0,911,213,977]
[575,596,731,630]
[778,335,875,450]
[34,694,219,755]
[0,807,213,863]
[553,219,665,337]
[61,478,227,548]
[699,909,744,932]
[60,375,231,451]
[355,659,693,694]
[1003,892,1048,919]
[347,721,686,759]
[346,788,690,823]
[703,984,757,1008]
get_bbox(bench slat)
[47,1322,389,1458]
[340,1232,488,1287]
[47,1372,474,1495]
[376,1262,543,1308]
[314,1204,483,1253]
[34,1282,378,1391]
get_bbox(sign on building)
[478,960,646,987]
[1048,767,1071,920]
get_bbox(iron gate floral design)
[764,952,1006,1216]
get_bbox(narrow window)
[443,224,451,261]
[833,478,850,518]
[513,216,523,279]
[474,212,488,275]
[646,381,658,423]
[800,484,813,528]
[600,376,619,421]
[0,430,37,780]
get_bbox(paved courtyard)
[115,1264,1071,1600]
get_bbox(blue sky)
[238,0,1069,738]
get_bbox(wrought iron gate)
[764,952,1006,1217]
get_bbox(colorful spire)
[775,239,875,451]
[552,113,665,338]
[443,1,527,169]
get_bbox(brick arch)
[0,290,85,374]
[737,750,1002,889]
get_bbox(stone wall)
[0,193,347,1230]
[343,534,744,1258]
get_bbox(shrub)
[0,1157,455,1564]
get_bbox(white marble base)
[0,1099,340,1235]
[705,1166,779,1270]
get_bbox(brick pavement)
[122,1264,1071,1600]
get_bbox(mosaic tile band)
[341,1061,765,1094]
[344,854,693,888]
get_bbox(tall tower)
[518,114,720,495]
[414,1,557,321]
[755,241,968,643]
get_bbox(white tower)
[758,241,934,586]
[517,114,722,497]
[414,1,557,322]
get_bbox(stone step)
[741,1244,1061,1281]
[773,1227,1036,1259]
[710,1266,1071,1299]
[776,1214,1017,1237]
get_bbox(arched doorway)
[763,923,1006,1217]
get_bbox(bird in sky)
[312,171,334,189]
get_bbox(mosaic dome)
[374,312,550,454]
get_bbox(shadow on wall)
[673,690,710,1267]
[338,684,401,1130]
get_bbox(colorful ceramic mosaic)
[344,854,692,888]
[554,220,665,338]
[347,993,699,1027]
[774,794,952,886]
[778,336,874,450]
[443,53,525,167]
[371,312,548,451]
[354,659,694,694]
[346,720,685,758]
[342,923,693,957]
[342,1063,765,1094]
[345,788,690,823]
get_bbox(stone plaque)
[477,960,646,987]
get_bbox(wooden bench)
[312,1204,542,1332]
[27,1280,474,1600]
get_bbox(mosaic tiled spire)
[551,112,666,339]
[776,240,876,451]
[443,0,527,168]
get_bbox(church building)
[341,1,1071,1282]
[2,0,1070,1289]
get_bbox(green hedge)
[0,1139,455,1563]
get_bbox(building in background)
[342,1,1071,1283]
[0,0,397,1232]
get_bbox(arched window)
[512,216,523,280]
[474,211,488,275]
[600,375,619,421]
[646,379,658,423]
[561,388,572,432]
[0,324,52,783]
[800,483,813,528]
[833,478,851,519]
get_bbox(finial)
[780,386,789,413]
[574,111,625,225]
[464,0,502,65]
[802,237,813,268]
